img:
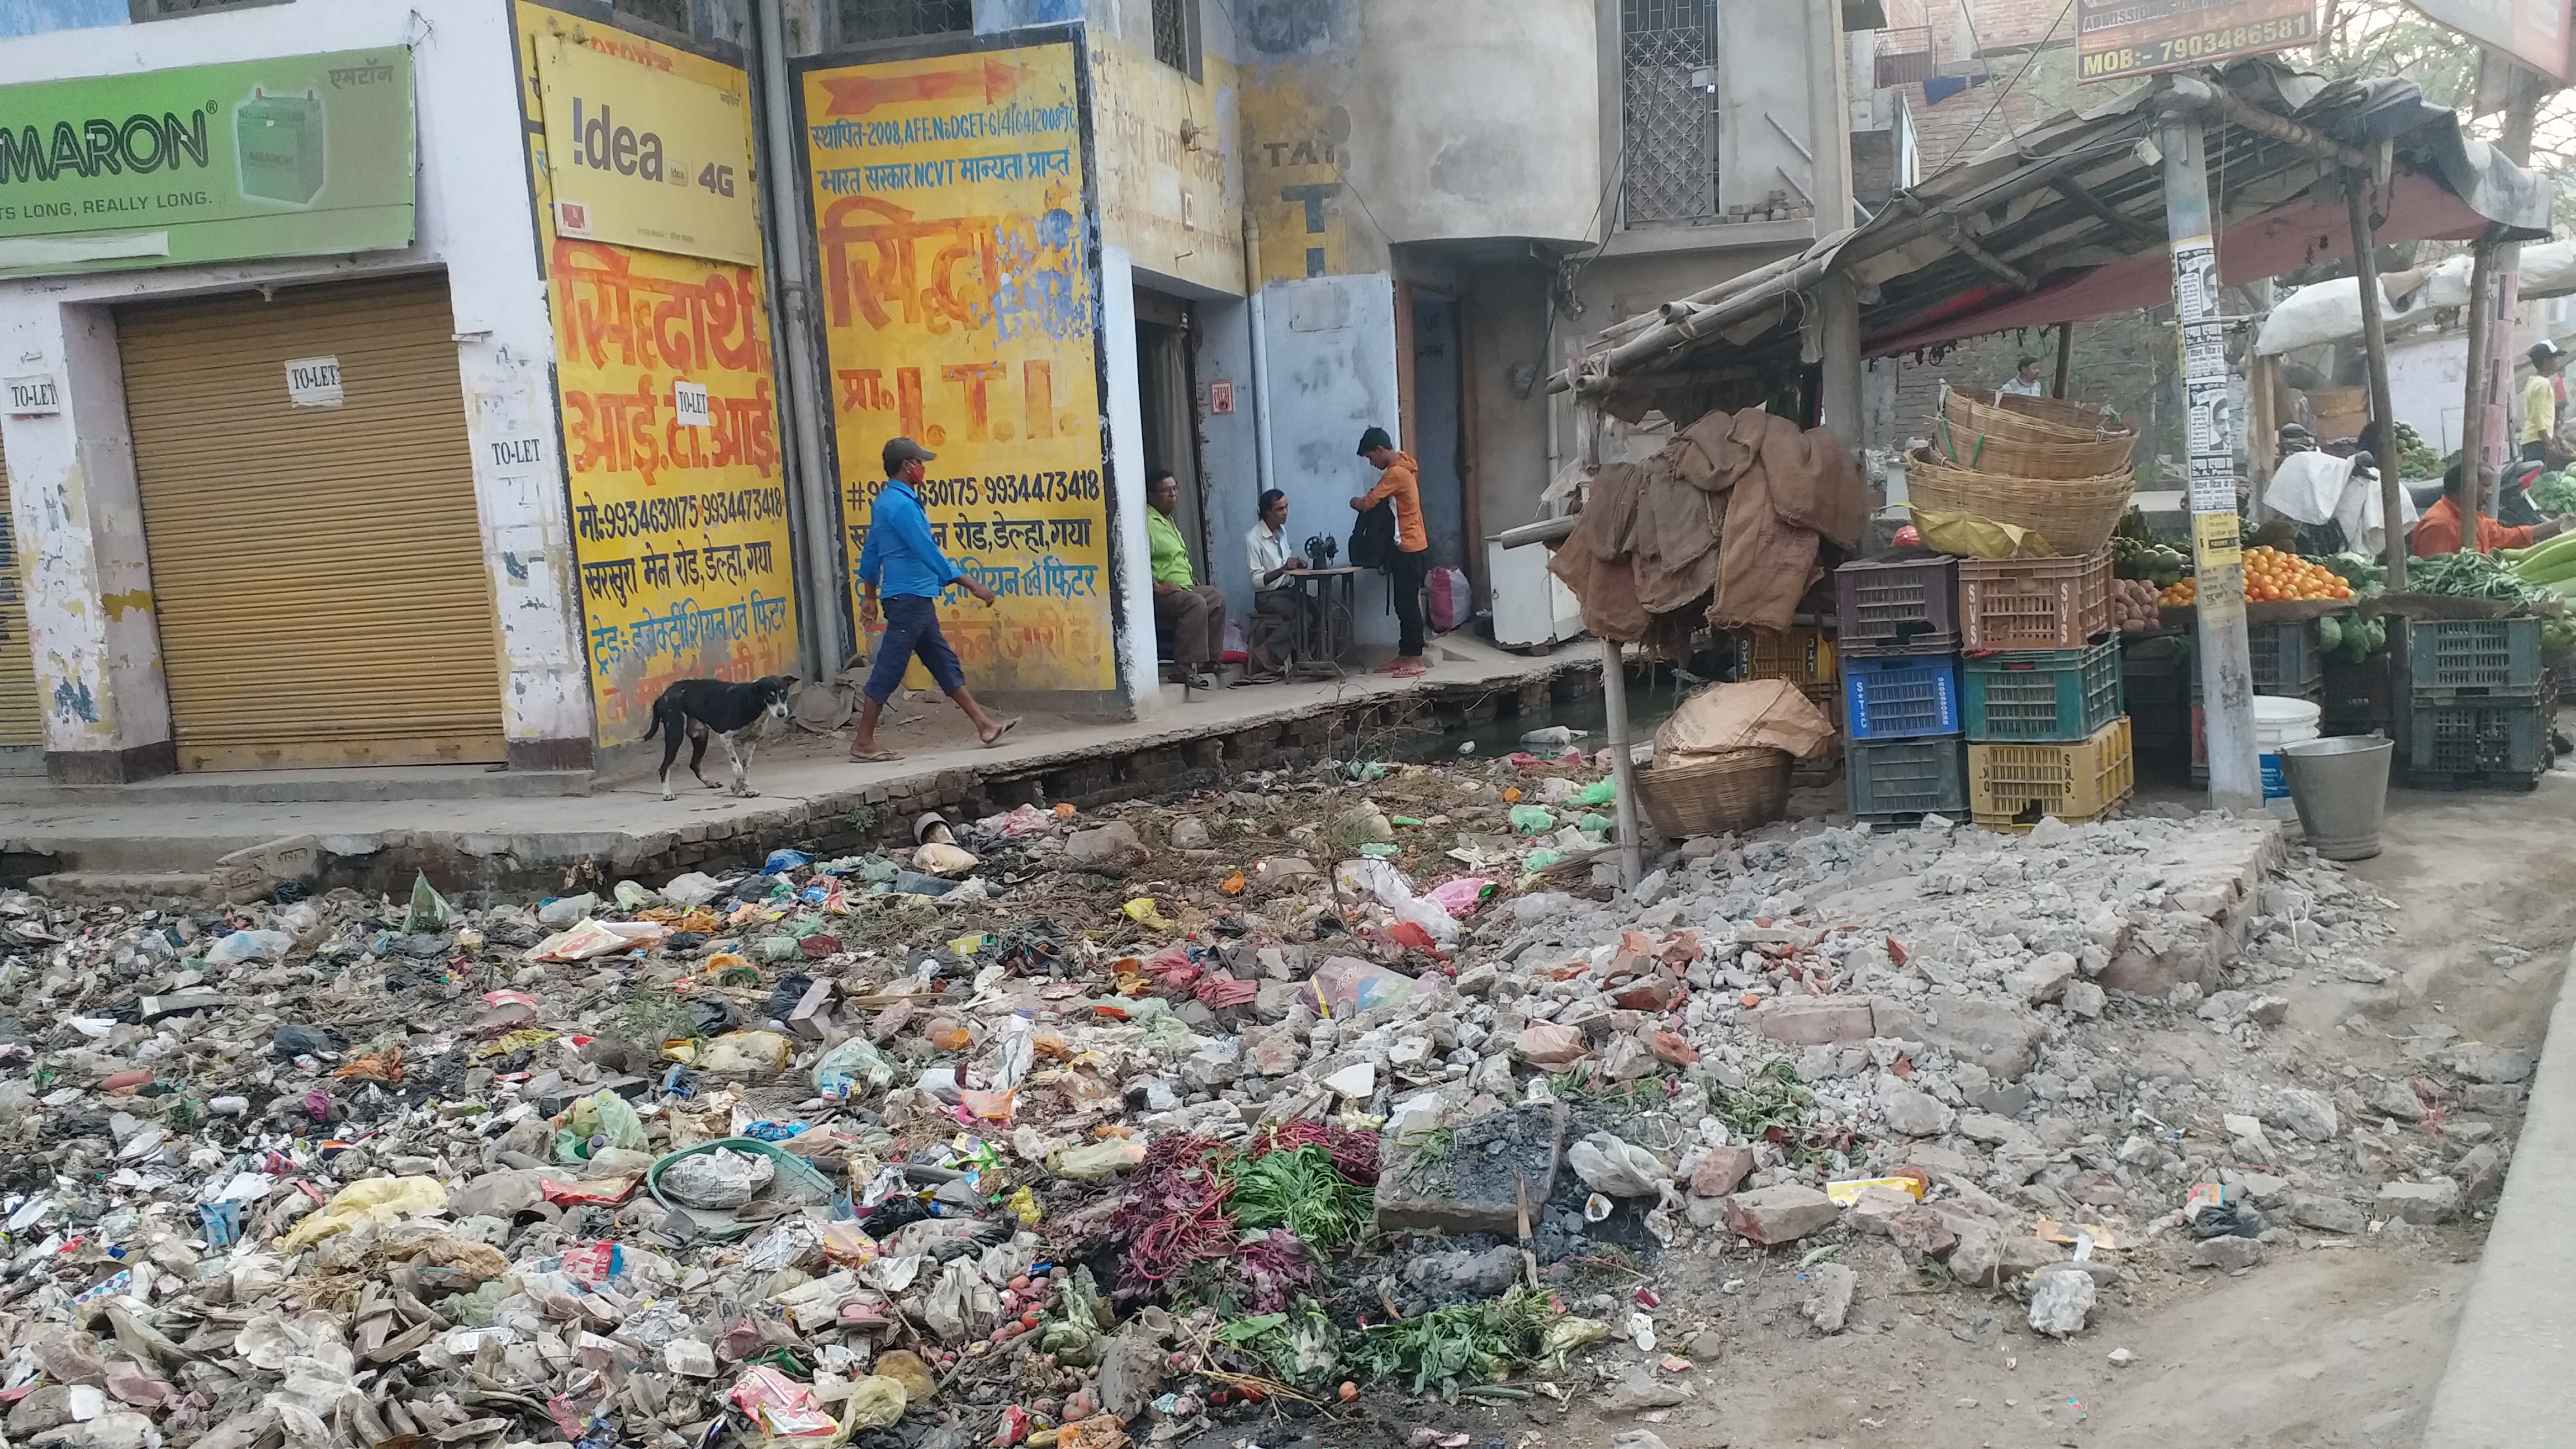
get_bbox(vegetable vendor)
[2414,461,2576,557]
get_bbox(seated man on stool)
[1241,488,1310,681]
[1146,468,1229,689]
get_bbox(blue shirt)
[856,477,959,600]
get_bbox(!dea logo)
[563,97,735,198]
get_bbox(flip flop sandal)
[981,717,1023,748]
[849,747,905,763]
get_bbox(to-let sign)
[2077,0,2317,82]
[674,380,711,428]
[3,373,60,415]
[284,354,343,408]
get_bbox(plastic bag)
[1566,1132,1673,1198]
[1427,877,1494,916]
[675,1030,792,1078]
[402,872,453,934]
[842,1375,909,1429]
[912,842,979,877]
[1906,505,2052,560]
[1574,779,1617,807]
[659,1148,776,1210]
[763,849,813,875]
[1334,857,1460,944]
[813,1037,897,1098]
[1508,804,1557,835]
[613,880,660,911]
[1049,1139,1147,1180]
[556,1090,650,1164]
[661,871,727,908]
[207,929,293,965]
[1428,565,1472,632]
[528,918,670,962]
[1299,955,1418,1018]
[923,1257,1000,1339]
[277,1176,449,1249]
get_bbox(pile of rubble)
[0,746,2526,1448]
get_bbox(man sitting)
[1146,468,1229,689]
[2413,460,2574,556]
[1241,488,1310,681]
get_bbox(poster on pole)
[2171,231,2243,565]
[801,41,1116,695]
[2405,0,2573,84]
[2077,0,2318,82]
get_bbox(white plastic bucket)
[2253,695,2323,819]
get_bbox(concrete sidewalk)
[2416,943,2576,1447]
[0,635,1592,892]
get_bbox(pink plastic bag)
[1428,566,1472,633]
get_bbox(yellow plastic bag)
[279,1176,450,1249]
[1907,505,2054,560]
[1120,898,1175,931]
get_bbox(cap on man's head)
[1356,425,1394,455]
[882,436,937,473]
[2533,340,2567,367]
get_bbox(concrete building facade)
[0,0,1879,782]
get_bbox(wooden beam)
[1945,220,2035,290]
[2047,173,2156,243]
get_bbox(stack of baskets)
[1912,391,2137,555]
[1907,391,2142,830]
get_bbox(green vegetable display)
[2504,531,2576,598]
[2111,536,2189,588]
[2393,421,2440,481]
[2409,549,2549,603]
[2318,552,2386,594]
[2530,470,2576,515]
[2319,610,2386,661]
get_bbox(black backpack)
[1348,499,1396,571]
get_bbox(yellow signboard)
[537,31,762,266]
[803,42,1115,694]
[516,3,798,741]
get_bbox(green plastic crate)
[2406,618,2544,698]
[1962,640,2124,743]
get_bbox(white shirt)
[1246,520,1291,591]
[1999,375,2045,397]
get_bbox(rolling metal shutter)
[0,444,41,748]
[118,275,505,771]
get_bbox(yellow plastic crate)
[1968,716,2133,831]
[1744,626,1838,685]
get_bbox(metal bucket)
[2277,735,2394,860]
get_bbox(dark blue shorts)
[865,594,966,702]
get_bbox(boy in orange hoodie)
[1351,425,1431,677]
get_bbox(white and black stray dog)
[642,675,798,801]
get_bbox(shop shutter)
[0,443,42,748]
[118,274,505,771]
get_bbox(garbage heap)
[0,755,2525,1449]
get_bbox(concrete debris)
[1803,1262,1857,1333]
[2026,1267,2096,1337]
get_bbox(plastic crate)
[1958,550,2113,651]
[2187,619,2324,699]
[2320,652,2394,735]
[1971,717,2135,830]
[2403,697,2549,787]
[1847,735,1967,822]
[1843,654,1962,741]
[1962,640,2125,742]
[1834,556,1961,656]
[1741,625,1836,685]
[2123,635,2189,751]
[2406,618,2544,697]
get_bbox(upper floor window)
[1152,0,1200,78]
[1621,0,1719,224]
[834,0,973,45]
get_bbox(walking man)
[2000,354,2045,397]
[1351,426,1429,678]
[849,437,1018,761]
[2523,340,2566,465]
[1147,468,1229,688]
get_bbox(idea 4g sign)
[537,31,760,266]
[0,49,414,276]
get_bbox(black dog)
[642,675,798,801]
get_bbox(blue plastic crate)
[1843,654,1962,741]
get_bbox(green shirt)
[1147,507,1193,587]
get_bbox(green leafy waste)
[1712,1057,1815,1142]
[1343,1287,1560,1400]
[1223,1144,1375,1248]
